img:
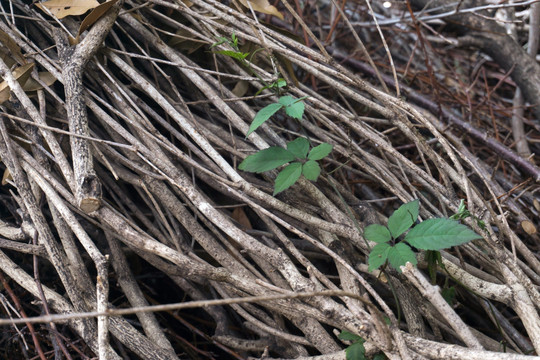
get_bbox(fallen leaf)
[0,63,35,104]
[22,72,58,92]
[277,53,298,86]
[1,169,12,186]
[0,30,25,65]
[238,0,284,20]
[0,49,17,69]
[168,28,205,53]
[36,0,100,19]
[232,207,252,230]
[232,80,249,97]
[78,0,119,36]
[521,220,537,235]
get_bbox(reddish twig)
[327,46,540,182]
[0,272,47,360]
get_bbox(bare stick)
[53,1,122,212]
[401,263,484,349]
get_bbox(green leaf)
[285,101,305,119]
[308,143,333,160]
[364,224,391,243]
[215,50,249,60]
[273,162,302,195]
[302,160,321,181]
[276,78,287,88]
[450,204,471,220]
[278,95,295,106]
[247,103,283,136]
[387,243,417,272]
[238,147,295,173]
[456,199,466,215]
[255,79,288,96]
[278,95,305,120]
[387,200,419,238]
[476,219,486,230]
[368,243,391,272]
[404,218,482,250]
[210,37,228,48]
[338,331,362,342]
[372,354,386,360]
[286,137,309,159]
[345,341,366,360]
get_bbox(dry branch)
[0,0,539,359]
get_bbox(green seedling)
[211,33,249,60]
[450,199,486,230]
[215,33,330,195]
[239,137,332,195]
[239,94,315,195]
[339,331,366,360]
[255,78,287,96]
[211,33,283,96]
[211,31,240,50]
[366,200,482,273]
[338,331,386,360]
[247,95,307,136]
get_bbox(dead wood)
[0,0,539,359]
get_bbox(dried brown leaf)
[0,49,17,69]
[0,30,25,65]
[22,72,58,92]
[168,28,205,53]
[0,63,35,104]
[1,169,12,186]
[78,0,119,36]
[232,80,249,97]
[36,0,100,19]
[232,207,252,230]
[238,0,284,20]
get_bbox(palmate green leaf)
[308,143,333,160]
[274,162,302,195]
[364,224,391,243]
[246,103,283,136]
[286,137,309,159]
[345,340,366,360]
[404,218,482,250]
[387,243,417,273]
[302,160,320,181]
[238,147,295,173]
[278,95,305,120]
[368,243,391,272]
[388,199,419,238]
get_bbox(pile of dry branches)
[0,0,539,359]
